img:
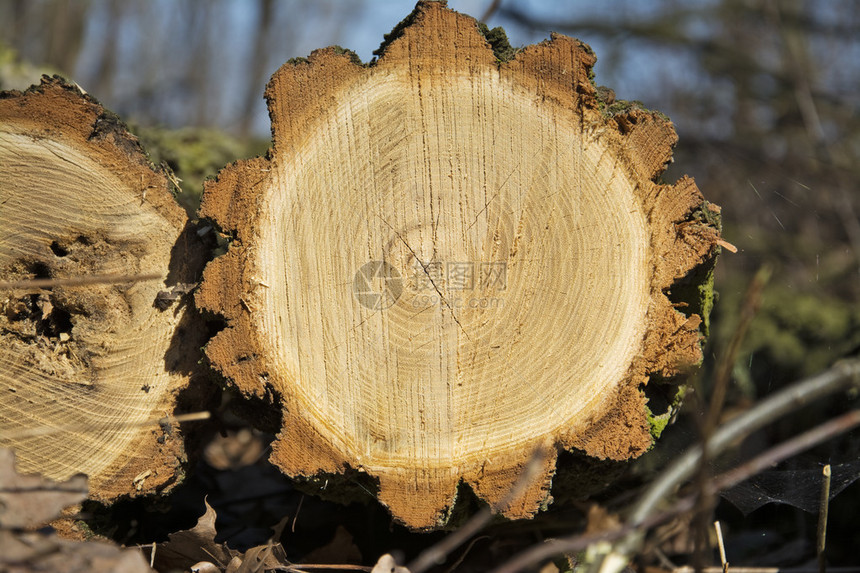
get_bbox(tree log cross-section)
[196,1,723,529]
[0,78,202,501]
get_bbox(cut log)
[196,1,723,529]
[0,77,203,501]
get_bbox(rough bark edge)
[0,76,185,230]
[0,76,202,501]
[195,0,722,529]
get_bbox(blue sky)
[64,0,688,135]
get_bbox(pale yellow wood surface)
[0,78,196,500]
[197,1,721,528]
[257,70,649,464]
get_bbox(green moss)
[477,22,518,62]
[672,255,718,339]
[594,85,615,108]
[133,125,269,217]
[576,39,597,83]
[698,264,717,336]
[666,203,721,338]
[373,2,431,59]
[645,385,688,441]
[608,100,635,115]
[373,1,521,66]
[606,99,641,116]
[647,412,670,442]
[576,38,595,59]
[691,200,723,228]
[332,45,364,66]
[600,97,671,123]
[73,518,98,540]
[286,56,309,65]
[743,287,860,377]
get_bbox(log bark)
[196,1,723,529]
[0,77,203,501]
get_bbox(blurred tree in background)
[0,0,366,135]
[1,0,859,567]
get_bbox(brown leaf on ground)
[0,448,88,529]
[151,500,296,572]
[0,530,153,573]
[584,503,622,535]
[152,499,238,571]
[227,542,288,573]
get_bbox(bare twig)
[714,521,728,573]
[0,410,211,440]
[710,411,860,494]
[490,506,678,573]
[672,566,860,573]
[408,443,550,573]
[480,0,502,22]
[707,266,769,436]
[490,361,860,573]
[818,465,831,573]
[694,267,768,567]
[276,565,372,572]
[292,494,304,533]
[0,272,163,290]
[492,408,860,573]
[625,359,860,549]
[444,536,490,573]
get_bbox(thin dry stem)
[694,266,769,567]
[0,272,163,290]
[817,464,831,573]
[0,411,211,440]
[490,360,860,573]
[408,444,550,573]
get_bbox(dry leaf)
[153,499,238,571]
[584,503,621,535]
[0,448,87,529]
[0,530,153,573]
[228,542,288,573]
[371,553,410,573]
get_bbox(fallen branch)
[490,359,860,573]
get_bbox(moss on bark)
[133,125,269,217]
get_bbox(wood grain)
[196,2,721,528]
[0,78,200,501]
